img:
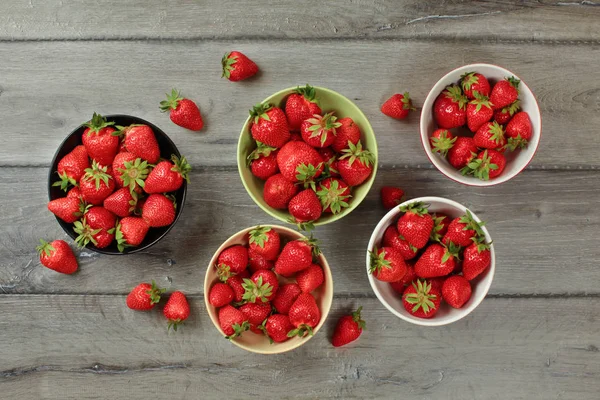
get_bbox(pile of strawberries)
[208,226,326,343]
[369,201,492,318]
[430,72,533,180]
[48,113,190,252]
[246,85,375,229]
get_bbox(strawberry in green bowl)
[237,85,378,228]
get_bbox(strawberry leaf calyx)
[294,84,318,104]
[287,217,315,233]
[225,321,250,340]
[82,161,113,190]
[460,150,498,181]
[401,92,416,111]
[316,179,351,214]
[352,306,366,330]
[470,90,493,111]
[52,171,78,192]
[459,210,486,238]
[119,158,149,194]
[505,135,528,152]
[300,235,321,258]
[248,225,272,248]
[488,122,506,145]
[287,324,314,338]
[444,85,468,110]
[430,214,447,242]
[405,280,438,314]
[146,280,166,305]
[295,163,323,190]
[431,130,456,156]
[73,218,101,248]
[368,248,392,274]
[221,52,238,79]
[83,112,114,134]
[306,112,342,146]
[338,141,375,167]
[159,88,184,112]
[36,239,56,257]
[507,76,521,91]
[170,154,192,183]
[242,276,273,303]
[115,222,131,253]
[399,201,429,216]
[441,241,462,263]
[246,142,277,166]
[502,99,521,116]
[249,103,273,124]
[460,71,478,91]
[216,263,233,282]
[167,318,183,332]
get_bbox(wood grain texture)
[0,295,598,399]
[1,41,600,168]
[1,0,600,42]
[2,167,599,296]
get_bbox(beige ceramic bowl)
[204,225,333,354]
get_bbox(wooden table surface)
[1,1,599,399]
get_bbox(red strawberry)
[369,247,407,282]
[221,51,258,82]
[428,277,445,293]
[103,187,136,218]
[47,197,84,223]
[142,193,176,227]
[79,161,116,205]
[461,149,506,180]
[381,92,416,120]
[144,155,191,194]
[493,100,520,125]
[382,225,418,260]
[249,103,290,148]
[331,117,361,153]
[467,91,494,132]
[224,275,245,302]
[338,141,375,186]
[402,280,441,318]
[473,121,506,149]
[447,137,478,169]
[248,226,280,261]
[160,89,203,131]
[276,141,323,185]
[243,270,279,303]
[115,124,160,164]
[248,143,279,180]
[272,283,302,315]
[461,72,491,99]
[67,186,82,199]
[217,245,248,275]
[301,112,341,148]
[53,145,90,191]
[285,84,322,131]
[380,186,404,209]
[389,262,417,293]
[163,291,190,331]
[112,152,136,188]
[115,217,149,251]
[262,314,294,343]
[415,243,460,278]
[288,189,322,227]
[318,147,340,178]
[209,282,235,307]
[288,293,321,337]
[274,237,319,277]
[263,173,299,209]
[73,206,116,249]
[36,239,78,274]
[332,306,365,347]
[442,211,484,247]
[430,213,451,242]
[429,129,456,157]
[442,276,472,308]
[316,177,351,214]
[490,76,520,110]
[433,85,468,129]
[126,280,165,310]
[81,113,119,166]
[289,132,303,142]
[248,250,274,273]
[218,305,250,338]
[397,201,434,249]
[240,302,271,333]
[462,239,491,280]
[296,264,324,293]
[505,111,532,150]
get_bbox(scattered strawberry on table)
[430,72,533,181]
[221,51,259,82]
[369,201,492,319]
[209,226,326,343]
[37,239,78,274]
[245,85,376,228]
[48,113,190,252]
[381,92,416,120]
[160,89,204,131]
[163,291,191,331]
[332,306,365,347]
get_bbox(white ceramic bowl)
[420,63,541,186]
[366,196,495,326]
[204,225,333,354]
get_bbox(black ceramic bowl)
[48,115,187,255]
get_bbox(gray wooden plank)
[0,295,598,399]
[2,167,599,296]
[0,41,599,168]
[1,0,599,42]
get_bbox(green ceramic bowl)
[237,86,378,225]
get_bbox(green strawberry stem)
[339,141,375,167]
[287,324,314,338]
[248,225,272,248]
[352,306,366,330]
[147,280,166,305]
[225,321,250,340]
[83,112,114,134]
[36,239,56,257]
[73,218,102,248]
[246,142,277,166]
[171,154,192,183]
[242,276,273,303]
[159,88,184,112]
[405,280,438,314]
[316,179,351,214]
[119,158,149,194]
[399,201,429,216]
[82,161,113,190]
[248,102,273,124]
[221,52,237,79]
[401,92,416,111]
[368,248,392,274]
[287,217,315,233]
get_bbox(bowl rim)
[236,85,378,225]
[203,224,334,354]
[419,63,542,187]
[366,196,496,326]
[47,114,187,255]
